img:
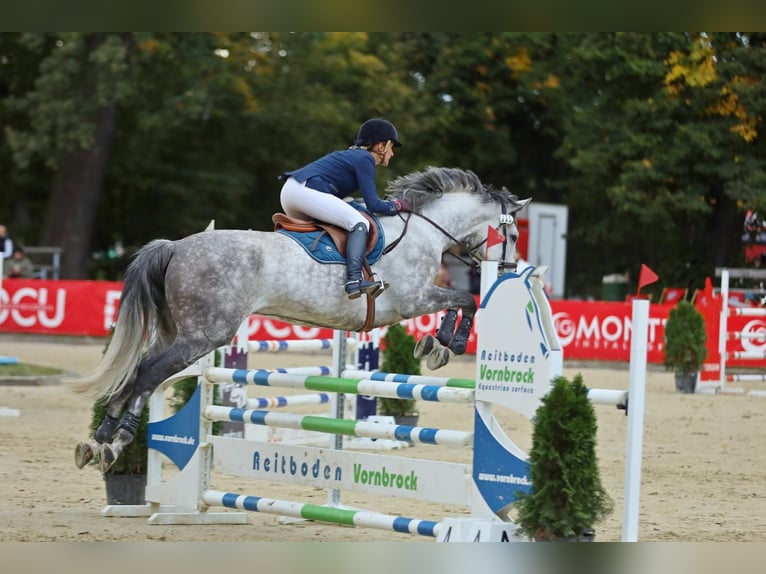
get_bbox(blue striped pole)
[246,393,331,409]
[342,369,475,389]
[203,490,441,537]
[251,366,332,375]
[341,369,628,409]
[205,368,475,405]
[248,338,357,353]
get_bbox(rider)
[279,118,411,299]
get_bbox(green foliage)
[663,300,708,375]
[3,32,766,287]
[0,362,63,376]
[377,323,420,417]
[514,374,613,540]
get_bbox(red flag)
[485,226,506,258]
[486,226,505,248]
[637,264,659,291]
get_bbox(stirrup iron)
[344,274,387,300]
[368,274,389,299]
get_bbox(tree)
[397,33,568,201]
[2,33,764,291]
[5,33,133,278]
[557,33,766,295]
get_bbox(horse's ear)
[511,197,532,211]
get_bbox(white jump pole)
[622,298,648,542]
[719,269,730,391]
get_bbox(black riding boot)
[344,223,385,299]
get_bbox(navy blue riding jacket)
[282,149,399,215]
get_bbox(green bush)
[377,323,420,417]
[514,374,613,540]
[663,300,708,375]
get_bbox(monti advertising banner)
[2,279,764,368]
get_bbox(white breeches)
[280,177,368,232]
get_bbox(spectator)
[514,248,532,274]
[4,246,34,279]
[0,224,13,261]
[435,262,455,288]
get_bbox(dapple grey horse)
[72,166,530,472]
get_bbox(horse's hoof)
[427,347,452,370]
[413,334,436,359]
[449,338,467,355]
[98,444,117,473]
[74,441,95,469]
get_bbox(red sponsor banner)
[244,309,469,352]
[552,300,672,364]
[0,279,122,336]
[3,279,765,369]
[246,298,676,363]
[697,286,766,381]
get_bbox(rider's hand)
[394,198,412,212]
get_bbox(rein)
[382,199,517,271]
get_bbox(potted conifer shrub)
[85,329,207,505]
[88,397,149,505]
[82,329,149,505]
[377,323,420,425]
[514,374,613,541]
[663,300,708,393]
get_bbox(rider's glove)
[393,198,412,212]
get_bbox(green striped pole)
[204,406,473,447]
[203,490,441,537]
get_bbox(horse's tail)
[69,239,176,400]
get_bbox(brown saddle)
[271,211,382,333]
[272,212,380,257]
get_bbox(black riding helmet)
[354,118,402,148]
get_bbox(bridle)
[382,198,518,272]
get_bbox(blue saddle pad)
[277,202,386,265]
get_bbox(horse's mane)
[384,166,516,211]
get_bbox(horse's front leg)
[432,290,477,355]
[411,289,477,370]
[436,308,458,346]
[447,302,476,355]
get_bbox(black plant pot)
[674,372,697,394]
[393,414,420,427]
[569,529,596,542]
[537,529,596,542]
[104,473,146,505]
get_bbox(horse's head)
[481,190,532,271]
[386,166,531,269]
